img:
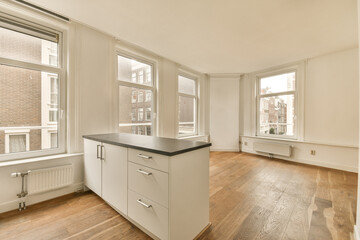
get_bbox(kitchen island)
[83,133,211,240]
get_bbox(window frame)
[177,72,199,138]
[255,68,299,140]
[0,12,66,162]
[116,52,157,136]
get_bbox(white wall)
[355,1,360,239]
[240,48,359,172]
[305,48,359,146]
[0,1,211,213]
[210,76,240,151]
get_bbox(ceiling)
[26,0,358,73]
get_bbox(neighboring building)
[0,27,58,154]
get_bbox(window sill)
[240,135,358,149]
[178,135,209,142]
[0,153,84,167]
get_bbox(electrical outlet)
[244,142,248,146]
[310,150,316,156]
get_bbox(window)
[118,54,155,136]
[5,130,30,154]
[178,75,197,137]
[138,91,144,102]
[145,90,152,102]
[145,108,151,121]
[146,69,151,83]
[131,73,137,83]
[51,133,58,148]
[131,90,137,103]
[257,71,296,138]
[9,135,27,153]
[138,108,144,121]
[0,14,65,160]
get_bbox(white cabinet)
[84,139,127,214]
[84,139,102,196]
[84,137,210,240]
[102,143,128,214]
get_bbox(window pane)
[51,133,58,148]
[178,76,196,95]
[260,72,295,95]
[259,94,295,136]
[9,135,26,153]
[0,27,58,67]
[178,96,195,136]
[117,55,152,86]
[119,85,153,135]
[0,64,59,154]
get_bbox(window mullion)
[0,57,61,74]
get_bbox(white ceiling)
[27,0,358,73]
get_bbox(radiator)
[253,141,292,157]
[27,164,74,195]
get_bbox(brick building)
[0,27,58,154]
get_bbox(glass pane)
[260,72,295,95]
[9,135,26,153]
[178,75,196,95]
[178,96,195,136]
[0,64,59,154]
[0,27,58,67]
[259,94,295,136]
[51,133,58,148]
[117,55,152,86]
[119,85,152,135]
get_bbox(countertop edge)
[83,135,211,156]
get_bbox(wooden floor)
[0,152,357,240]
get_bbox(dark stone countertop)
[83,133,211,156]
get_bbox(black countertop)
[83,133,211,156]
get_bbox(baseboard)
[0,182,83,214]
[355,225,360,240]
[242,149,357,173]
[210,148,239,152]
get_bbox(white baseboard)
[0,182,84,214]
[242,149,357,173]
[355,225,360,240]
[210,148,239,152]
[355,226,360,240]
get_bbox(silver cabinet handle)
[137,153,152,159]
[137,199,152,208]
[101,145,105,160]
[137,169,152,175]
[97,145,101,159]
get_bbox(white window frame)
[177,71,199,138]
[5,129,30,154]
[0,12,67,162]
[116,52,157,136]
[254,63,305,140]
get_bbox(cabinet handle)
[137,199,152,208]
[137,153,152,159]
[96,145,101,159]
[137,169,152,175]
[101,146,105,160]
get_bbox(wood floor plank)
[0,152,357,240]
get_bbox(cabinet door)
[84,139,102,196]
[102,143,128,215]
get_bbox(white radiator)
[27,164,74,195]
[253,141,292,157]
